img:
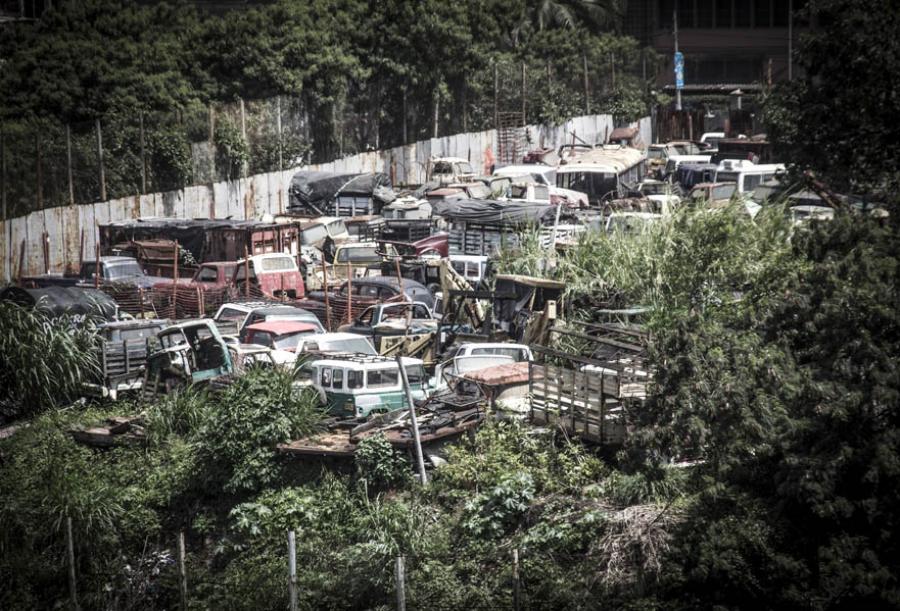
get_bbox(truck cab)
[428,157,476,185]
[77,256,167,289]
[143,320,233,397]
[232,253,304,300]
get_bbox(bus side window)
[348,370,364,389]
[332,368,344,390]
[321,367,333,387]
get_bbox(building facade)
[625,0,807,95]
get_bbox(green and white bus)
[308,355,427,419]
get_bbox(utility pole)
[674,9,682,111]
[396,355,427,485]
[788,0,794,81]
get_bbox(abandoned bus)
[555,145,646,205]
[308,355,427,419]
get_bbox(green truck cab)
[143,320,234,397]
[308,355,427,419]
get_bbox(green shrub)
[355,433,411,490]
[197,368,324,494]
[0,303,99,420]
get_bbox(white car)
[431,343,534,391]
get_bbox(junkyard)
[1,1,898,610]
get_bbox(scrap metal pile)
[10,131,854,457]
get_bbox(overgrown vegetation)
[0,303,99,421]
[2,0,898,607]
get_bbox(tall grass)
[0,303,100,420]
[495,204,801,330]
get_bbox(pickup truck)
[339,301,438,363]
[20,256,168,290]
[77,256,170,289]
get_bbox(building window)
[755,0,772,27]
[734,0,752,27]
[697,0,714,27]
[677,0,695,28]
[773,0,789,26]
[659,0,675,28]
[715,0,733,27]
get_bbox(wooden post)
[66,517,80,611]
[172,240,179,317]
[394,256,403,286]
[244,246,250,298]
[346,261,352,324]
[512,548,521,611]
[240,97,247,141]
[322,256,331,330]
[395,556,406,611]
[276,96,284,171]
[177,531,187,610]
[94,239,100,289]
[66,124,75,205]
[209,106,216,180]
[610,52,616,90]
[583,52,591,115]
[1,129,6,283]
[397,355,427,485]
[287,530,298,611]
[35,132,43,209]
[521,62,527,122]
[432,92,439,139]
[79,229,84,270]
[42,231,49,274]
[493,62,499,129]
[401,87,408,144]
[96,119,106,201]
[139,113,147,194]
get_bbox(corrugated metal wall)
[1,114,650,282]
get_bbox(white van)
[714,160,786,193]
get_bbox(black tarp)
[288,171,394,214]
[430,199,577,226]
[0,286,118,320]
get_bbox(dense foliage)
[0,0,653,215]
[0,303,99,421]
[763,0,900,205]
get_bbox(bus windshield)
[557,171,617,203]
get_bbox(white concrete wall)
[1,114,649,281]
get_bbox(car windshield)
[336,246,380,263]
[471,346,528,361]
[259,256,295,272]
[716,171,739,183]
[640,182,667,195]
[648,148,665,159]
[457,162,474,174]
[301,224,328,245]
[712,185,736,200]
[557,171,617,202]
[466,184,491,199]
[107,261,144,279]
[405,364,426,385]
[321,338,377,355]
[327,220,347,237]
[273,330,314,351]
